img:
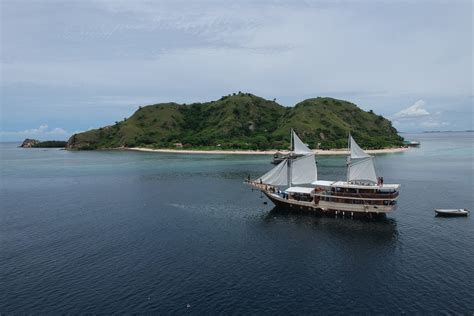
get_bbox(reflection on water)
[262,207,399,245]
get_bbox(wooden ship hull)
[262,189,390,219]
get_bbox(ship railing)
[318,195,397,206]
[315,191,399,201]
[326,191,399,199]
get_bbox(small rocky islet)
[20,139,67,148]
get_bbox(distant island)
[66,93,404,151]
[20,139,67,148]
[422,130,474,133]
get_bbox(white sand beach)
[128,147,408,155]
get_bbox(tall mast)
[347,132,351,182]
[290,128,294,152]
[287,129,293,187]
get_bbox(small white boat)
[434,209,469,217]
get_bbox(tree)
[253,135,270,150]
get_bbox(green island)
[20,139,68,148]
[66,93,404,150]
[33,141,68,148]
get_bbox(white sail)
[291,154,318,184]
[347,135,377,183]
[348,157,377,183]
[350,135,370,159]
[258,130,317,186]
[258,159,288,185]
[258,154,317,186]
[293,130,313,155]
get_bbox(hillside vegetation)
[32,141,68,148]
[66,93,403,150]
[20,139,67,148]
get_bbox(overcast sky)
[1,0,472,141]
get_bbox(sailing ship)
[271,152,301,165]
[403,140,420,147]
[270,138,311,164]
[248,130,400,218]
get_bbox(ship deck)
[246,180,397,217]
[263,191,390,218]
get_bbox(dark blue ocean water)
[1,132,473,314]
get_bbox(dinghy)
[434,209,469,217]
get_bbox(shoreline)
[127,147,409,156]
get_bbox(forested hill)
[66,93,404,150]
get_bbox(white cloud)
[392,103,453,131]
[393,100,430,119]
[1,1,472,133]
[0,124,68,138]
[420,120,450,128]
[50,127,68,134]
[2,1,472,99]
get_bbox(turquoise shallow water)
[1,132,473,313]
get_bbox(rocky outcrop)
[20,138,40,148]
[20,139,67,148]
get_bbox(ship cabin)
[313,180,400,207]
[283,186,315,202]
